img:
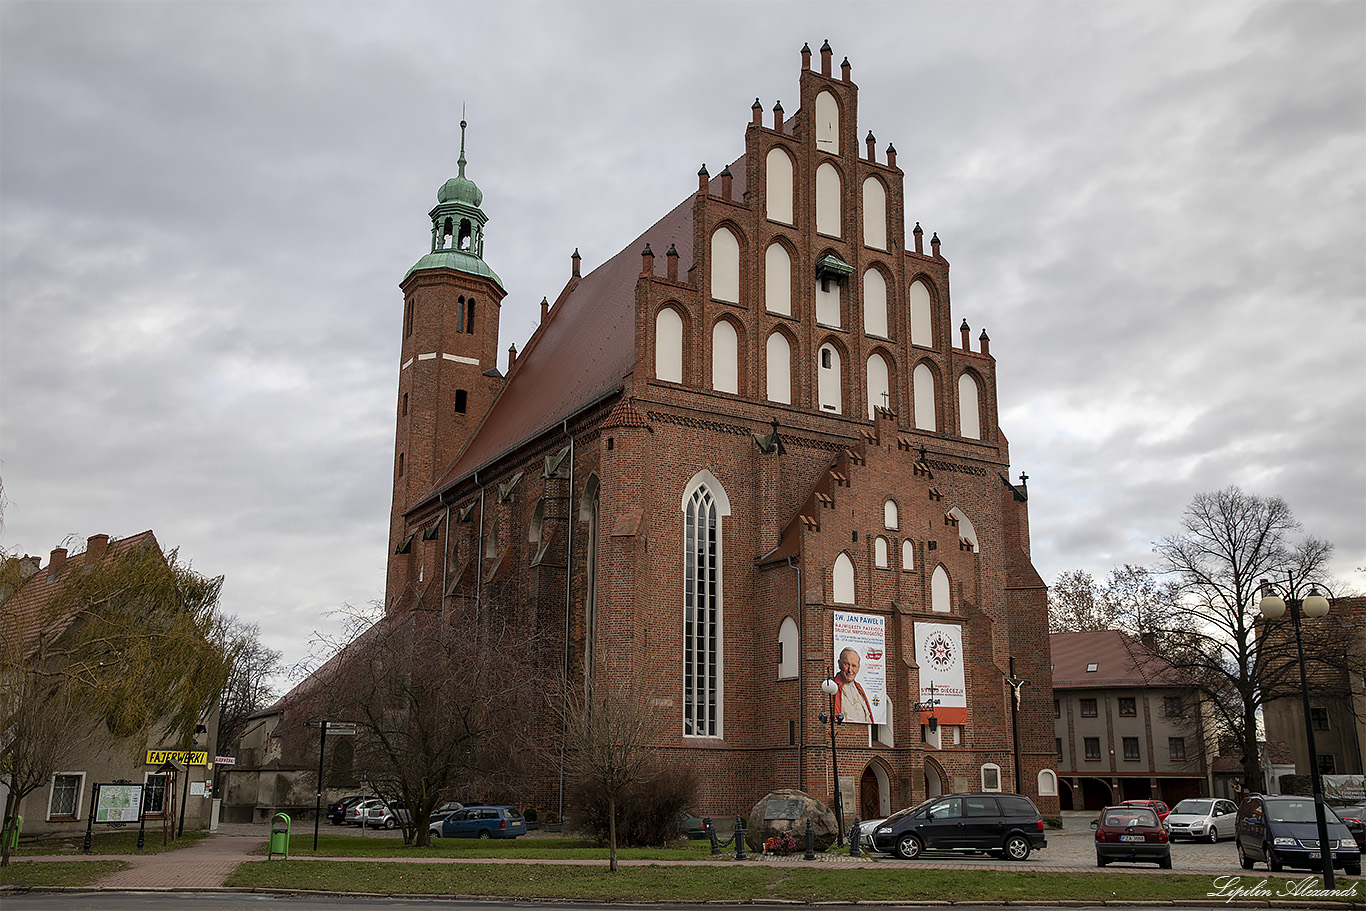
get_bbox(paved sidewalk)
[12,835,268,890]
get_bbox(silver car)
[1166,797,1238,842]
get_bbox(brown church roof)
[1050,629,1190,689]
[417,157,749,509]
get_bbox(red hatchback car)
[1121,799,1171,823]
[1094,805,1172,868]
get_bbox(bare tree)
[1152,486,1340,795]
[1050,565,1183,634]
[215,617,283,753]
[556,677,665,872]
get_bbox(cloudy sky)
[3,1,1363,682]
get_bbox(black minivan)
[1235,794,1361,876]
[870,792,1047,860]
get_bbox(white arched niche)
[766,332,791,404]
[884,499,898,529]
[947,507,979,552]
[833,553,854,603]
[712,320,738,394]
[901,539,914,571]
[913,363,936,430]
[778,616,798,679]
[815,275,841,327]
[765,243,791,315]
[959,373,981,440]
[1038,769,1058,797]
[874,536,889,568]
[766,148,794,225]
[816,163,841,238]
[863,269,888,338]
[910,280,933,347]
[863,178,887,251]
[655,308,683,383]
[931,565,950,613]
[818,343,842,414]
[815,91,839,153]
[866,353,889,419]
[710,227,739,303]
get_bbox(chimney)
[913,222,923,255]
[886,143,897,170]
[666,243,679,282]
[87,533,110,559]
[960,320,971,350]
[801,42,811,71]
[820,39,832,77]
[540,295,549,323]
[719,165,732,201]
[979,330,990,357]
[571,248,581,278]
[697,164,709,195]
[751,98,763,125]
[930,232,941,258]
[49,547,68,573]
[507,344,517,371]
[772,101,784,131]
[641,243,654,276]
[865,131,876,161]
[841,56,851,82]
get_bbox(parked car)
[430,801,464,825]
[1235,794,1361,876]
[869,793,1047,861]
[1120,799,1171,824]
[1165,798,1239,843]
[430,805,527,839]
[1333,805,1366,852]
[327,795,365,825]
[1093,805,1171,868]
[858,816,886,850]
[347,797,407,829]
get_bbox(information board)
[94,784,143,823]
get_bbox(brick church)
[386,42,1060,821]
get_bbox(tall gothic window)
[683,472,729,737]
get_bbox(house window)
[1169,737,1186,761]
[1080,698,1097,717]
[1318,754,1337,774]
[1118,697,1136,716]
[1123,737,1140,760]
[48,773,83,820]
[683,474,727,737]
[1310,707,1330,731]
[1164,696,1183,717]
[1055,738,1063,760]
[1053,699,1060,718]
[1084,737,1101,761]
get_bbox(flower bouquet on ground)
[764,832,798,856]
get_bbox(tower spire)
[458,106,468,178]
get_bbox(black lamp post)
[818,676,845,846]
[1258,576,1335,889]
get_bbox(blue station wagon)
[431,805,526,839]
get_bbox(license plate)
[1120,835,1145,842]
[1308,853,1319,860]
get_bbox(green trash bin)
[268,813,291,860]
[3,815,21,852]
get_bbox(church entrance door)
[859,767,880,820]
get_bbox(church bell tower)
[387,121,505,612]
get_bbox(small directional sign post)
[308,721,358,850]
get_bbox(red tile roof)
[1050,629,1190,689]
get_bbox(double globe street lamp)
[818,677,846,846]
[1258,576,1336,889]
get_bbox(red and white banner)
[915,621,967,725]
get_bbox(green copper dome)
[437,120,482,207]
[406,249,504,290]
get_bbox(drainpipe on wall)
[557,419,575,826]
[788,555,804,791]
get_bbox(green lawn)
[271,832,716,860]
[225,861,1362,903]
[16,830,206,856]
[0,860,126,887]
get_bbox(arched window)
[778,616,798,679]
[712,320,739,394]
[815,274,841,327]
[833,553,854,603]
[884,499,898,529]
[682,470,730,737]
[766,148,794,224]
[1038,769,1058,797]
[947,507,979,553]
[863,268,888,338]
[655,308,684,383]
[816,163,841,238]
[866,353,889,419]
[863,178,887,250]
[710,227,740,303]
[902,539,914,571]
[815,91,839,153]
[874,536,889,568]
[529,500,545,542]
[910,280,932,347]
[766,331,791,404]
[765,243,791,315]
[466,298,475,334]
[913,363,936,431]
[959,373,981,440]
[931,565,950,613]
[981,763,1002,792]
[818,343,842,414]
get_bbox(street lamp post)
[1258,576,1335,889]
[819,677,845,846]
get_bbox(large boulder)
[745,789,839,853]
